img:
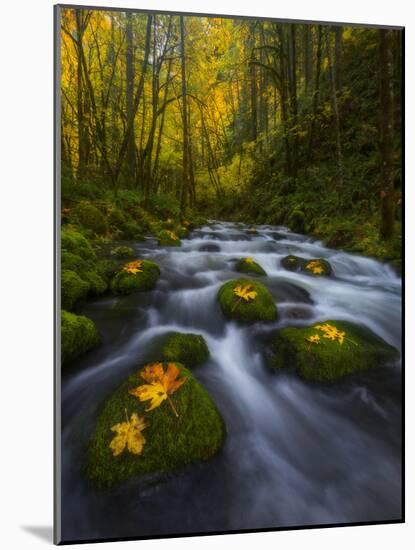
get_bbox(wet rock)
[235,257,267,276]
[199,243,221,252]
[110,260,161,295]
[61,310,99,366]
[86,363,225,488]
[281,255,332,277]
[162,332,210,367]
[269,320,399,382]
[218,278,277,323]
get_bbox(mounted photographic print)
[54,3,404,544]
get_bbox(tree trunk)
[125,12,136,183]
[308,25,322,159]
[334,27,343,91]
[379,29,395,239]
[326,28,344,192]
[179,15,190,214]
[289,24,298,177]
[75,10,87,179]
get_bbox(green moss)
[218,278,277,323]
[280,255,332,277]
[157,230,182,247]
[289,210,305,233]
[235,257,267,276]
[61,227,96,260]
[162,333,210,367]
[61,269,89,310]
[82,270,108,295]
[86,363,225,488]
[112,246,135,259]
[108,208,128,228]
[270,320,399,382]
[74,202,107,235]
[61,310,99,366]
[97,259,121,282]
[119,221,145,241]
[110,260,161,295]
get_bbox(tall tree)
[379,29,396,239]
[179,15,190,213]
[125,12,136,183]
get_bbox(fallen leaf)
[122,260,143,275]
[306,334,321,344]
[129,362,187,417]
[109,411,147,457]
[244,257,254,264]
[233,284,258,302]
[315,323,345,344]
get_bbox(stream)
[60,221,402,542]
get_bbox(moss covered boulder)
[270,320,399,382]
[74,202,107,235]
[61,227,96,260]
[61,310,99,366]
[162,332,210,368]
[61,269,89,310]
[281,255,332,277]
[112,246,135,259]
[235,257,267,276]
[218,278,277,323]
[62,251,108,297]
[157,230,181,247]
[86,363,225,488]
[110,259,160,295]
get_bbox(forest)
[60,8,402,266]
[58,9,403,542]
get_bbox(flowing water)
[61,221,402,542]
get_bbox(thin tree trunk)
[379,29,395,239]
[308,25,322,160]
[179,15,190,214]
[125,12,136,183]
[326,28,344,192]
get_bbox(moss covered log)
[270,320,399,382]
[86,363,225,488]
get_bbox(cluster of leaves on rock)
[109,362,187,457]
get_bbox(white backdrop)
[0,0,411,548]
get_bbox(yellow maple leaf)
[306,334,321,344]
[233,284,258,302]
[129,362,187,417]
[122,260,143,275]
[315,323,345,344]
[305,260,324,275]
[244,257,254,264]
[109,411,147,457]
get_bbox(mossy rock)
[86,363,225,488]
[112,246,135,259]
[74,202,107,235]
[235,257,267,276]
[110,260,161,295]
[62,252,107,296]
[61,227,96,260]
[119,221,145,241]
[97,259,121,282]
[82,270,108,295]
[281,254,303,271]
[289,209,305,233]
[61,310,99,366]
[246,227,258,235]
[280,255,332,277]
[270,320,399,382]
[218,278,277,324]
[108,208,128,228]
[157,230,181,247]
[61,269,89,310]
[162,332,210,368]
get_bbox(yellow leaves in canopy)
[109,411,147,457]
[122,260,143,275]
[315,323,346,345]
[233,284,258,302]
[129,362,187,417]
[305,260,324,275]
